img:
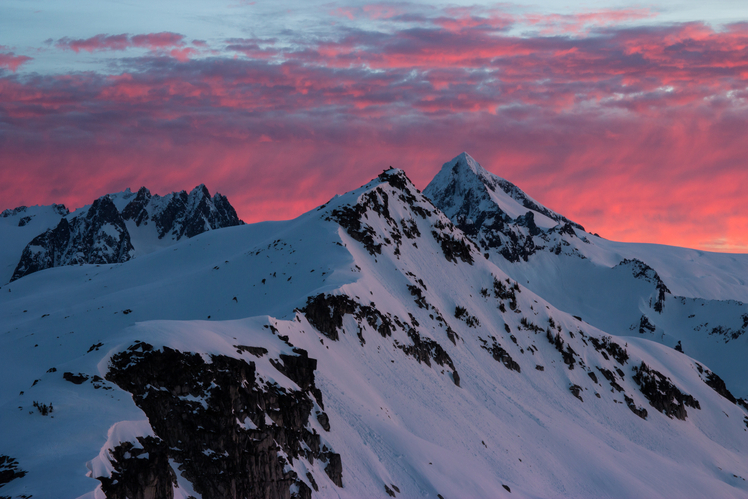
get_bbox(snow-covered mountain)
[1,166,747,498]
[2,185,243,283]
[0,203,70,285]
[425,153,748,398]
[425,152,586,263]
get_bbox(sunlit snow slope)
[1,169,747,498]
[425,153,748,398]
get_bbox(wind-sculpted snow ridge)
[425,152,748,397]
[5,184,243,283]
[1,168,748,498]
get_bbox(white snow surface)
[0,168,747,498]
[426,153,748,398]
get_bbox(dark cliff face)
[181,187,242,239]
[150,191,191,239]
[9,185,243,282]
[78,196,135,265]
[11,196,134,282]
[120,187,152,225]
[199,192,243,237]
[102,342,341,499]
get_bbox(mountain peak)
[434,152,497,186]
[426,153,582,230]
[424,153,585,263]
[190,184,211,198]
[451,151,488,175]
[427,152,509,203]
[376,167,413,191]
[379,166,405,176]
[424,153,510,220]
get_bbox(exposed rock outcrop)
[103,342,341,499]
[616,259,671,313]
[12,196,134,281]
[632,362,700,420]
[0,455,27,487]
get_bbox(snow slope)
[1,169,747,498]
[425,153,748,398]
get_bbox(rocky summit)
[0,159,747,498]
[424,152,586,263]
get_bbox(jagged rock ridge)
[121,184,242,240]
[11,196,134,283]
[9,184,243,282]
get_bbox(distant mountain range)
[1,184,243,283]
[1,155,746,499]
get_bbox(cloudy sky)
[2,0,747,251]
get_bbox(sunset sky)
[1,0,747,252]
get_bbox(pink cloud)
[0,52,32,72]
[55,32,194,60]
[130,32,185,50]
[3,10,748,252]
[169,47,199,62]
[56,34,131,52]
[523,8,656,34]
